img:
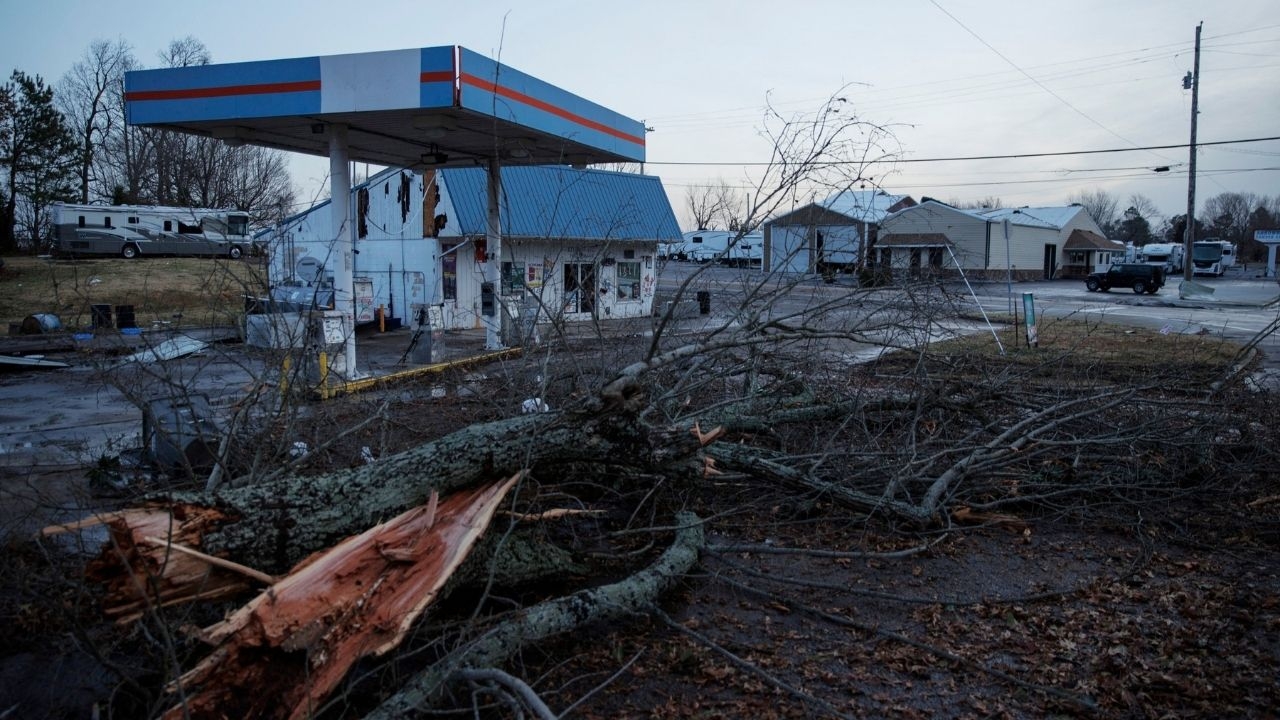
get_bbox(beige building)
[876,201,1123,281]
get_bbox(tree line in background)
[0,37,294,253]
[1068,188,1280,261]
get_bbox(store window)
[501,261,526,295]
[442,246,458,301]
[616,261,641,301]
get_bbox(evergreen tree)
[0,71,78,252]
[1161,214,1208,245]
[1114,207,1154,246]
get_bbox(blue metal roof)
[442,166,681,242]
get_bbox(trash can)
[696,291,711,315]
[90,304,113,330]
[19,313,62,334]
[115,304,137,329]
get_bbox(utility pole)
[1182,22,1202,283]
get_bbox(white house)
[258,165,682,333]
[876,200,1122,280]
[763,189,916,274]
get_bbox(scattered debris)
[521,397,551,413]
[0,354,70,371]
[117,335,209,366]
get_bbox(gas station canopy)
[124,45,646,169]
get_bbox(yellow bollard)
[377,304,386,333]
[280,354,292,398]
[318,350,329,400]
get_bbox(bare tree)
[1203,192,1260,241]
[158,35,213,68]
[684,180,741,231]
[57,39,135,203]
[1068,188,1120,235]
[81,36,294,222]
[1126,193,1163,223]
[954,195,1004,210]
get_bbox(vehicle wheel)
[1133,280,1148,294]
[121,244,139,259]
[1085,278,1100,292]
[228,245,243,260]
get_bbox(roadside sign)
[1255,229,1280,245]
[1022,292,1038,347]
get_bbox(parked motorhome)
[1138,242,1183,273]
[665,230,762,266]
[51,202,252,259]
[1191,239,1237,276]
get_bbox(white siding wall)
[501,239,657,323]
[880,204,988,269]
[262,170,445,327]
[1007,226,1058,274]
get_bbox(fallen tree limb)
[365,511,705,719]
[69,411,712,620]
[706,444,929,522]
[180,412,709,573]
[453,668,556,720]
[162,475,521,720]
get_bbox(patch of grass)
[888,316,1242,389]
[0,255,267,330]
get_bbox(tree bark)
[176,411,707,572]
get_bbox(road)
[657,260,1280,382]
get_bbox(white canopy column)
[483,157,503,350]
[328,124,357,376]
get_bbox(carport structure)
[125,45,646,371]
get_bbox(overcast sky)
[3,0,1277,228]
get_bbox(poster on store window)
[525,263,543,288]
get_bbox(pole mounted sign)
[1022,292,1038,348]
[1256,229,1280,279]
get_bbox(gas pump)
[308,309,350,391]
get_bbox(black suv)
[1085,263,1165,294]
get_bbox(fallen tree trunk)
[366,511,705,719]
[64,410,714,623]
[64,409,711,594]
[184,412,708,573]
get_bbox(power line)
[929,0,1158,158]
[643,135,1280,167]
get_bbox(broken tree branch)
[365,511,705,719]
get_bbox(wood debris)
[162,474,520,720]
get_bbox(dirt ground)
[2,330,1279,719]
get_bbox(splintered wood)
[162,475,520,720]
[75,505,250,624]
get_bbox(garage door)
[772,226,809,273]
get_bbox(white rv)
[1137,243,1183,273]
[51,202,252,259]
[665,230,762,266]
[1191,239,1237,277]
